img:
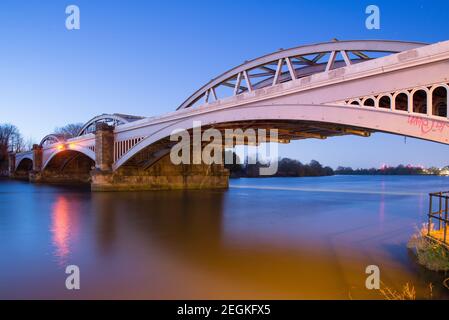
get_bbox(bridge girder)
[42,146,95,171]
[77,113,144,137]
[39,134,66,147]
[177,40,426,110]
[113,102,449,171]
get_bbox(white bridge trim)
[113,102,449,170]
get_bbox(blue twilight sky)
[0,0,448,169]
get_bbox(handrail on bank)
[427,192,449,245]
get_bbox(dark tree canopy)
[54,123,84,138]
[0,123,26,175]
[226,155,334,178]
[335,165,426,175]
[0,123,25,154]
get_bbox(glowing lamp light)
[57,144,64,151]
[69,143,76,149]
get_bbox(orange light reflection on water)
[51,196,78,266]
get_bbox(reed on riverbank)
[407,224,449,272]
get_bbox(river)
[0,175,448,299]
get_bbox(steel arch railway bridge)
[9,39,449,191]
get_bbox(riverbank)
[408,225,449,272]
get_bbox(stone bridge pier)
[90,123,229,191]
[28,144,43,182]
[8,153,15,177]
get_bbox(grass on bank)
[379,282,422,300]
[407,224,449,272]
[377,225,449,300]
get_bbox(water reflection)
[91,190,225,255]
[1,176,449,299]
[51,196,79,265]
[86,190,397,299]
[92,193,117,255]
[379,181,385,227]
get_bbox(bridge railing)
[427,191,449,245]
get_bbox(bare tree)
[54,123,83,138]
[0,123,25,154]
[24,137,36,151]
[0,124,25,174]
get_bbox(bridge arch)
[14,153,33,171]
[430,84,449,117]
[338,81,449,118]
[77,113,144,136]
[178,40,426,110]
[43,146,95,171]
[362,96,376,107]
[411,87,430,115]
[378,95,392,109]
[15,157,33,176]
[393,91,410,112]
[42,149,95,183]
[114,102,449,170]
[39,134,66,147]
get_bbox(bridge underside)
[123,120,373,162]
[14,158,33,180]
[30,150,95,185]
[90,120,374,191]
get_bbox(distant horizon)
[234,150,449,171]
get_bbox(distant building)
[439,167,449,176]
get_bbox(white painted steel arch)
[42,146,95,170]
[178,40,426,110]
[77,113,144,136]
[15,152,33,171]
[114,103,449,170]
[39,134,66,147]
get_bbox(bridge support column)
[94,123,115,172]
[90,123,115,190]
[8,153,15,177]
[32,144,43,172]
[91,154,229,192]
[29,144,43,182]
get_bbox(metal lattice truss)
[39,134,67,147]
[77,113,145,136]
[178,40,426,110]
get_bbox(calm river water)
[1,175,449,299]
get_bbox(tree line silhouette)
[224,151,334,177]
[335,165,427,175]
[224,151,442,178]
